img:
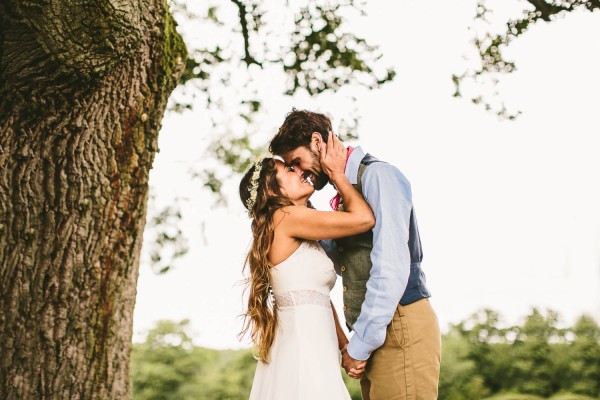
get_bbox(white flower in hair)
[245,155,283,217]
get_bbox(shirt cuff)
[347,334,374,361]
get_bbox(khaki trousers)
[360,298,441,400]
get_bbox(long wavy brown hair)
[238,157,294,363]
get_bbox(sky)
[132,0,600,349]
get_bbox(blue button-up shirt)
[323,146,415,361]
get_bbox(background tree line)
[131,309,600,400]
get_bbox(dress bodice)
[270,241,337,307]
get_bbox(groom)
[270,109,441,400]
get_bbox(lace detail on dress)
[274,290,331,309]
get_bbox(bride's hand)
[348,361,367,379]
[318,131,347,180]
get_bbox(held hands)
[341,344,367,379]
[318,131,347,180]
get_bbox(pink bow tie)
[330,192,343,211]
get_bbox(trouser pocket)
[388,305,409,350]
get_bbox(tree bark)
[0,1,186,398]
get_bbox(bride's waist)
[273,289,331,309]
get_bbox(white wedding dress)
[249,240,351,400]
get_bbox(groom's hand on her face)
[318,131,347,180]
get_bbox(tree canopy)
[454,0,600,119]
[146,0,600,272]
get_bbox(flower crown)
[245,155,284,217]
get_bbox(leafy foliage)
[146,1,600,272]
[174,0,393,100]
[445,309,600,399]
[282,3,395,96]
[132,310,600,399]
[455,0,600,119]
[132,320,255,399]
[143,192,189,274]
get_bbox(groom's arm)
[346,162,412,361]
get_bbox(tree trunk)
[0,1,186,398]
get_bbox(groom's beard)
[310,149,330,190]
[312,172,330,190]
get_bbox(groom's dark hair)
[269,108,332,155]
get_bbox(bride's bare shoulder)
[272,206,304,228]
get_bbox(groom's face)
[282,144,330,191]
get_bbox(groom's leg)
[360,298,441,400]
[359,303,414,400]
[407,298,441,399]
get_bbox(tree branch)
[526,0,572,21]
[229,0,261,67]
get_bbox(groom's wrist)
[329,171,346,183]
[347,336,371,361]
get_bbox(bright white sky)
[132,0,600,348]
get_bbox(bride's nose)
[293,166,305,178]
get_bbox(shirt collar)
[345,145,366,184]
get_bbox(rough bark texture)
[0,0,186,398]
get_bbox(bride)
[239,132,374,399]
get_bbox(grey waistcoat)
[336,154,431,330]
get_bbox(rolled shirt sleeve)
[347,162,412,361]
